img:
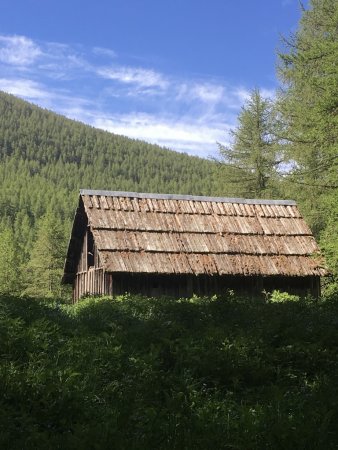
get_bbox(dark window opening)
[87,230,94,268]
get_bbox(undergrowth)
[1,292,338,449]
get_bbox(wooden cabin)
[62,190,327,301]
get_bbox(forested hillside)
[0,0,336,299]
[0,92,215,295]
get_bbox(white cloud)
[234,87,251,104]
[0,78,50,100]
[190,82,225,104]
[38,42,91,78]
[176,81,255,111]
[91,112,227,157]
[97,66,169,89]
[0,35,41,66]
[0,78,95,118]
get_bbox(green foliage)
[319,194,338,275]
[277,0,338,233]
[0,226,21,294]
[265,290,300,303]
[217,89,282,198]
[1,293,338,449]
[24,213,69,298]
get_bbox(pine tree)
[217,89,282,198]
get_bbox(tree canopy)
[217,89,282,198]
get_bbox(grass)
[1,292,338,449]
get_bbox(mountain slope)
[0,91,216,256]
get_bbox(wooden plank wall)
[106,273,320,299]
[73,268,113,301]
[73,268,320,301]
[73,272,319,301]
[73,228,112,301]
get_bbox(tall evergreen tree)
[0,226,20,295]
[277,0,338,286]
[277,0,338,231]
[217,89,282,198]
[24,213,68,298]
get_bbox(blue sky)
[0,0,306,158]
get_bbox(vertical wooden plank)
[102,270,104,295]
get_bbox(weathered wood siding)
[73,268,115,301]
[73,272,319,302]
[73,229,111,301]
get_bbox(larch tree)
[277,0,338,232]
[217,89,283,198]
[277,0,338,285]
[24,212,68,298]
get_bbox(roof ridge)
[80,189,297,206]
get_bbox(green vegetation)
[24,212,68,298]
[0,91,215,297]
[217,89,282,198]
[276,0,338,239]
[0,2,335,299]
[1,293,338,449]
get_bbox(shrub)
[266,290,300,303]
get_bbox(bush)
[267,290,300,303]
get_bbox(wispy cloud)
[91,112,231,158]
[190,82,225,104]
[97,66,169,89]
[0,33,276,158]
[0,35,41,66]
[0,77,94,114]
[0,78,49,100]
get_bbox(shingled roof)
[63,189,327,283]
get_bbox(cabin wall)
[73,229,110,302]
[101,273,320,299]
[73,268,112,301]
[72,228,320,301]
[261,275,320,297]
